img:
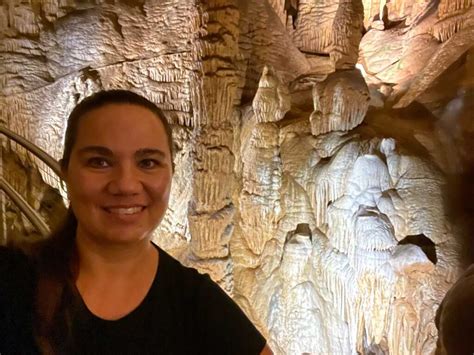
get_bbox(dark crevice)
[81,67,102,86]
[299,50,330,57]
[286,223,312,243]
[295,223,311,236]
[398,234,437,264]
[318,156,331,165]
[285,0,299,29]
[104,11,124,39]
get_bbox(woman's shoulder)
[157,247,207,285]
[156,246,243,316]
[155,246,226,301]
[154,247,267,353]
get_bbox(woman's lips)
[103,206,145,215]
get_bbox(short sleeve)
[195,274,266,355]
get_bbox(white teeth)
[107,207,143,215]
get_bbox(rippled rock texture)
[1,0,473,353]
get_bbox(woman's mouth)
[103,206,145,215]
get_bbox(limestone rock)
[238,0,312,100]
[394,22,474,108]
[435,0,473,42]
[246,129,458,354]
[292,0,365,69]
[0,1,469,354]
[252,65,290,123]
[362,0,386,29]
[237,108,282,260]
[309,69,370,136]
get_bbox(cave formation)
[0,0,473,353]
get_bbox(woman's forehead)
[72,104,170,153]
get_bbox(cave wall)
[1,0,473,353]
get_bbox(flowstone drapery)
[1,0,473,353]
[232,72,459,353]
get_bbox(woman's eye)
[87,157,110,168]
[139,159,160,169]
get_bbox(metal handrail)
[0,124,63,237]
[0,124,62,177]
[0,177,50,237]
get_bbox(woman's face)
[63,103,173,246]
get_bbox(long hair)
[32,90,173,353]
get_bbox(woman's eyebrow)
[77,146,113,156]
[135,148,166,158]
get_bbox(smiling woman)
[0,90,271,355]
[64,103,173,248]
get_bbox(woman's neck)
[74,232,158,280]
[74,233,159,320]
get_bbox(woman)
[0,90,272,354]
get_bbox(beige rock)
[394,22,474,108]
[362,0,386,28]
[0,1,469,353]
[238,0,312,100]
[292,0,364,69]
[310,69,370,136]
[252,65,290,123]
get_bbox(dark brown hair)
[61,90,173,169]
[34,90,173,353]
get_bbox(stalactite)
[310,69,370,136]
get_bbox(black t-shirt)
[0,246,266,354]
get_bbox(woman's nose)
[107,165,142,195]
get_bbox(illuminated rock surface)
[1,1,473,353]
